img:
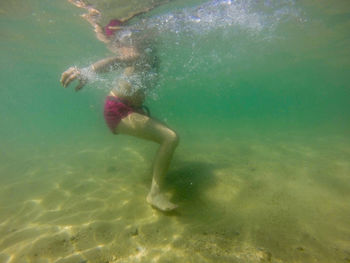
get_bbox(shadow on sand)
[164,160,224,206]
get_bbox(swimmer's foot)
[147,192,178,212]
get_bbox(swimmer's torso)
[109,28,159,107]
[110,66,146,107]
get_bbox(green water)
[1,0,350,262]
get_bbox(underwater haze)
[1,0,350,262]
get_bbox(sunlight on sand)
[0,132,350,262]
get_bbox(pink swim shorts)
[103,96,150,134]
[104,96,134,134]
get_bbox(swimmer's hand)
[60,66,87,91]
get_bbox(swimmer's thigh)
[116,113,177,144]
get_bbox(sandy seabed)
[0,128,350,263]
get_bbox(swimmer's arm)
[91,48,140,73]
[60,49,139,91]
[89,56,127,73]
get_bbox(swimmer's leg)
[116,113,179,211]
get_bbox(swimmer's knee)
[166,129,179,147]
